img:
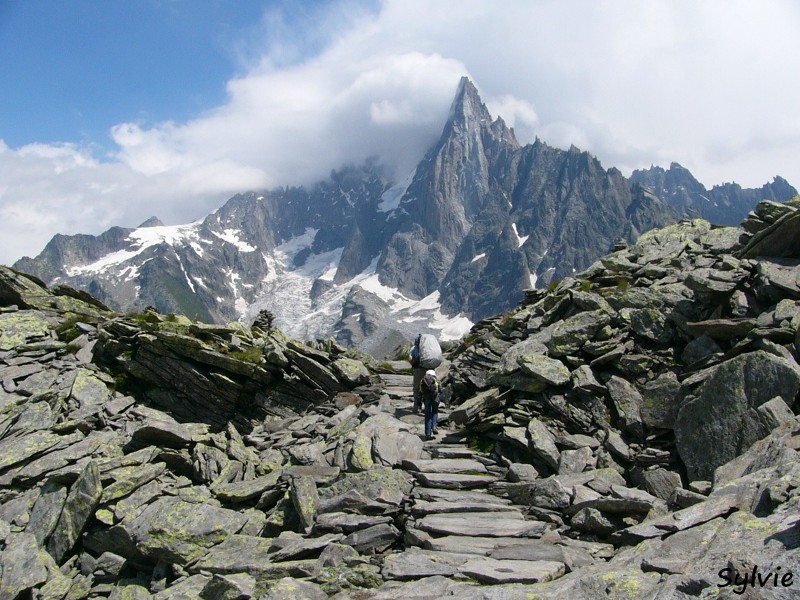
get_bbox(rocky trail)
[378,373,592,587]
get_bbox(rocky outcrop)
[2,198,800,598]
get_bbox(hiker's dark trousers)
[424,396,439,438]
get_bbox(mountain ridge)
[13,77,797,353]
[0,195,799,597]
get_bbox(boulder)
[675,350,800,480]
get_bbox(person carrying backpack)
[409,333,442,413]
[409,334,424,413]
[419,369,441,440]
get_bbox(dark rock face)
[630,161,796,225]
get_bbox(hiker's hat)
[425,369,436,377]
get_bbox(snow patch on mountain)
[397,290,473,341]
[212,229,256,252]
[65,222,202,276]
[244,229,344,337]
[242,232,472,343]
[378,169,415,213]
[512,223,529,248]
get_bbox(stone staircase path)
[376,372,585,585]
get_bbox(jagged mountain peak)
[444,76,519,148]
[138,216,165,228]
[447,77,490,123]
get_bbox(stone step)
[415,513,549,538]
[383,387,413,400]
[381,548,566,584]
[412,472,499,490]
[402,458,489,474]
[460,556,566,584]
[428,445,485,460]
[411,499,522,516]
[412,486,513,505]
[378,374,414,387]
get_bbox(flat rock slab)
[269,533,343,562]
[413,487,512,505]
[411,499,521,515]
[382,548,474,580]
[412,472,498,490]
[423,534,559,556]
[377,374,414,387]
[429,446,482,459]
[402,458,488,474]
[417,513,547,538]
[459,557,566,584]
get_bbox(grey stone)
[506,478,572,510]
[517,354,571,386]
[260,576,326,600]
[411,499,520,516]
[570,508,616,536]
[416,513,547,538]
[382,548,472,580]
[341,522,399,554]
[459,556,566,584]
[25,479,68,546]
[289,475,319,533]
[269,532,343,561]
[314,512,393,533]
[545,310,612,356]
[507,462,539,482]
[681,334,722,366]
[640,372,681,430]
[0,532,53,598]
[643,468,683,502]
[757,396,797,429]
[192,534,277,577]
[605,376,645,437]
[402,457,488,474]
[47,460,102,563]
[675,350,800,480]
[412,472,498,490]
[128,497,249,564]
[527,418,561,472]
[319,467,413,509]
[558,447,595,474]
[200,572,257,600]
[0,430,64,472]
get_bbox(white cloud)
[2,0,800,266]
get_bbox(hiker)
[419,369,441,439]
[409,334,424,412]
[409,333,442,413]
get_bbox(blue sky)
[0,0,344,149]
[1,0,799,265]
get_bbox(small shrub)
[55,314,83,342]
[468,435,495,454]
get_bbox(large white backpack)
[417,334,442,369]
